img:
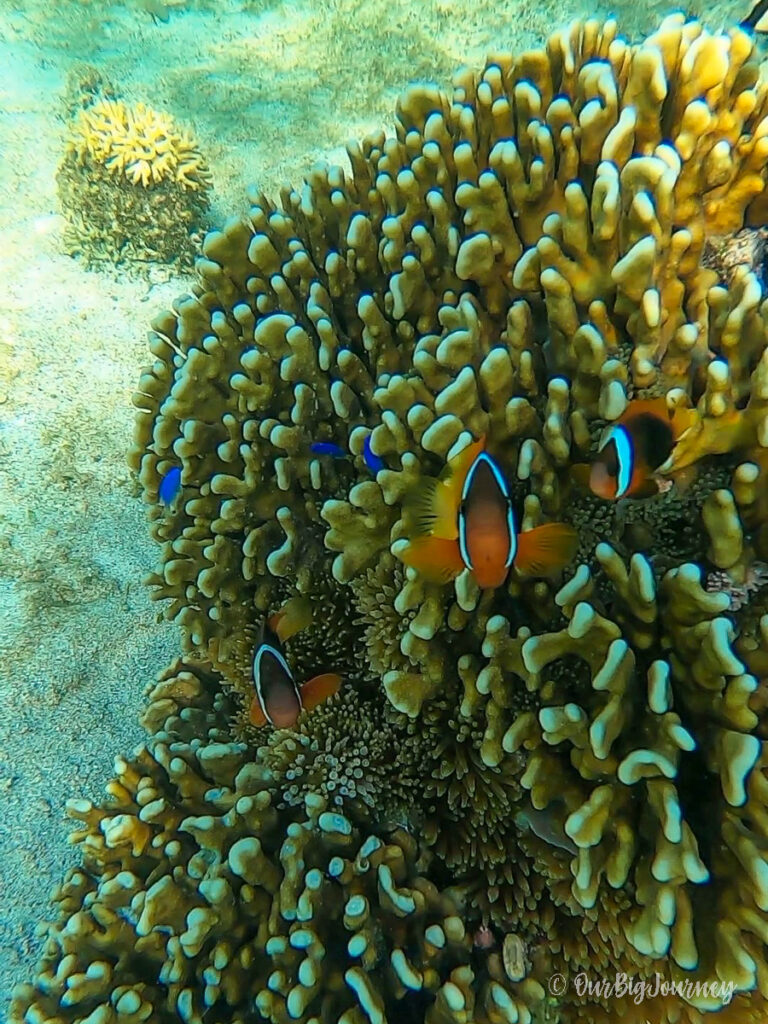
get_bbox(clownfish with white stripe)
[576,398,696,501]
[399,438,578,589]
[249,596,342,728]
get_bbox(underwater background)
[2,0,766,1020]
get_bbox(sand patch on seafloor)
[0,29,184,1004]
[0,0,751,1012]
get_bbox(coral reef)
[256,683,415,819]
[11,660,544,1024]
[17,13,768,1024]
[57,97,212,266]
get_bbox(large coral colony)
[17,12,768,1024]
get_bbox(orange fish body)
[586,398,695,501]
[400,439,578,588]
[249,602,341,728]
[458,452,516,588]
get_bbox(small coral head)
[71,98,210,191]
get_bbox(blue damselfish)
[310,441,347,458]
[158,465,182,505]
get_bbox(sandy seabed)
[0,0,749,1011]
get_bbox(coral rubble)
[16,14,768,1024]
[57,97,212,266]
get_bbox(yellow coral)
[70,98,210,190]
[58,95,212,265]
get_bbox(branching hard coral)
[123,13,768,1017]
[72,99,209,189]
[19,12,768,1024]
[468,550,768,1023]
[57,97,211,265]
[11,660,544,1024]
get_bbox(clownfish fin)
[441,436,486,485]
[402,476,459,539]
[402,437,487,540]
[301,672,343,711]
[399,535,465,584]
[669,404,697,439]
[249,696,268,727]
[436,437,487,512]
[269,595,313,644]
[514,523,579,577]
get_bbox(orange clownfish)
[249,596,342,728]
[581,398,695,501]
[399,438,579,589]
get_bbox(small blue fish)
[159,465,182,505]
[310,442,347,459]
[363,434,384,473]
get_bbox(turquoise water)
[0,0,764,1020]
